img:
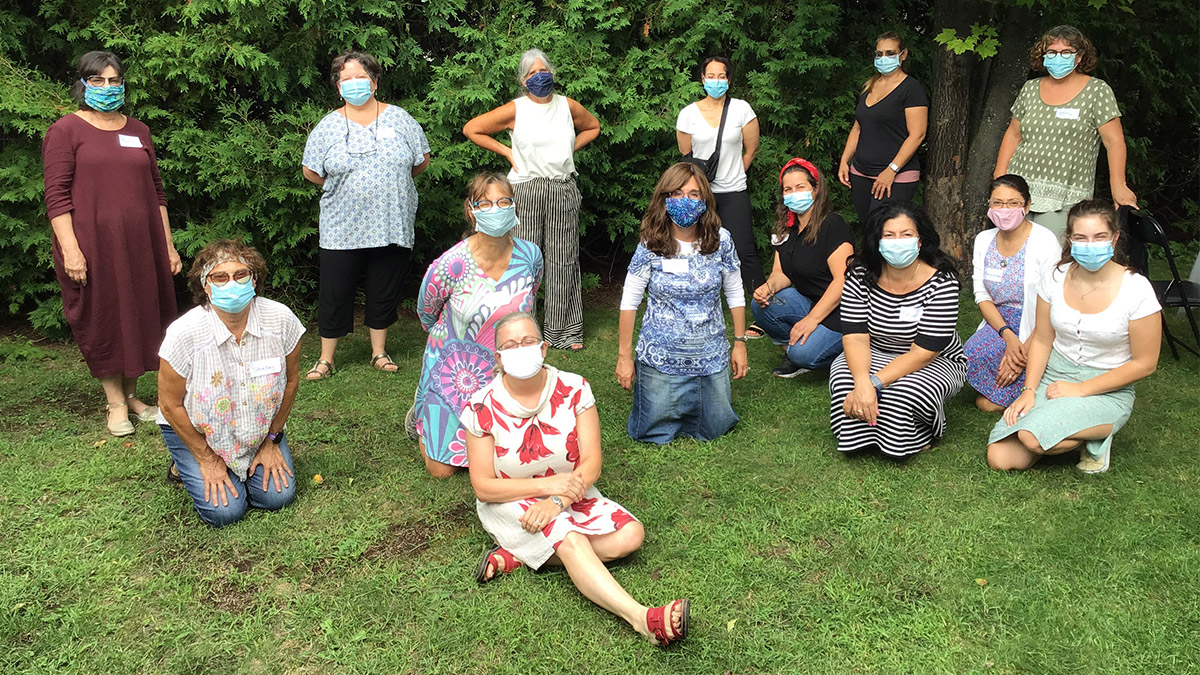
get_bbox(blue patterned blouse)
[302,104,430,250]
[627,229,741,377]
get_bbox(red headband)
[779,158,821,228]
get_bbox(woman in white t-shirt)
[675,56,763,336]
[987,199,1161,473]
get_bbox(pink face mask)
[987,207,1026,231]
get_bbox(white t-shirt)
[508,95,576,183]
[1039,265,1161,370]
[675,99,757,193]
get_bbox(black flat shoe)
[771,355,810,379]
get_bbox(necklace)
[881,262,923,294]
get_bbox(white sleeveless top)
[508,95,576,183]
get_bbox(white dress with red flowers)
[461,367,639,569]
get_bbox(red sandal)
[475,545,524,584]
[645,598,690,647]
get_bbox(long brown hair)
[1056,198,1127,268]
[862,32,908,94]
[774,159,832,246]
[639,163,721,256]
[461,172,515,238]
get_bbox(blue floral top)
[627,229,741,377]
[302,104,430,250]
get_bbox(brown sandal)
[305,359,335,381]
[371,353,399,373]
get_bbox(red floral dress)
[461,367,639,569]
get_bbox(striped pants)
[512,176,584,348]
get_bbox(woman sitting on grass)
[987,199,1161,473]
[464,311,689,647]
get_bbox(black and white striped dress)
[828,267,967,457]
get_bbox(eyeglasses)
[85,76,123,87]
[873,50,902,58]
[669,190,703,200]
[343,110,379,157]
[988,199,1026,209]
[473,198,515,211]
[497,337,541,351]
[1044,50,1077,58]
[207,268,254,286]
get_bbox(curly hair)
[187,239,268,306]
[1030,25,1098,74]
[851,204,959,288]
[330,51,382,87]
[639,163,721,257]
[1057,198,1127,268]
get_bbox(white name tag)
[984,267,1006,283]
[899,306,924,322]
[248,357,282,377]
[661,258,689,275]
[377,126,397,140]
[117,134,143,148]
[1055,108,1080,120]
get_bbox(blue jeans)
[161,425,295,527]
[750,288,844,369]
[627,362,739,444]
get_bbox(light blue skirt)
[988,349,1135,459]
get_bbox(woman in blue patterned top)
[616,163,749,444]
[302,51,431,380]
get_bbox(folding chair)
[1119,206,1200,359]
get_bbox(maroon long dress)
[42,113,177,378]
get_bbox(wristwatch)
[869,374,884,391]
[266,430,284,443]
[549,495,565,512]
[998,325,1015,338]
[733,336,747,343]
[888,162,900,172]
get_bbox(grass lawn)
[2,294,1198,674]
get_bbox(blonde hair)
[862,32,908,94]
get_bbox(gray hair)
[517,49,554,82]
[494,311,541,343]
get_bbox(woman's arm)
[676,130,692,156]
[1098,117,1137,208]
[872,106,927,199]
[158,360,211,456]
[50,213,87,285]
[462,102,518,167]
[568,98,601,151]
[804,242,854,326]
[837,122,861,187]
[412,152,431,177]
[301,166,325,186]
[994,117,1022,177]
[741,118,760,171]
[1051,313,1160,398]
[615,308,638,390]
[753,253,791,305]
[158,206,182,274]
[465,429,584,504]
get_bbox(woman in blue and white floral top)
[616,162,749,444]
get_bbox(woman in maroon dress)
[42,51,181,437]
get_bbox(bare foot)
[975,395,1005,413]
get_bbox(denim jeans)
[750,287,845,369]
[627,361,739,444]
[161,425,295,527]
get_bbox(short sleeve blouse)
[675,99,757,193]
[302,105,431,250]
[1038,266,1161,370]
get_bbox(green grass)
[2,295,1198,675]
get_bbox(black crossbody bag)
[681,99,730,182]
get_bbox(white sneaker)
[1076,446,1111,474]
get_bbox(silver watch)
[869,374,884,391]
[888,162,900,172]
[549,495,565,511]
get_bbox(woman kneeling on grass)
[987,199,1161,473]
[158,240,303,526]
[464,312,689,647]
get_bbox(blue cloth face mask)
[879,237,920,268]
[874,55,901,75]
[703,79,729,99]
[209,277,256,314]
[1043,53,1077,79]
[339,78,373,106]
[81,81,125,112]
[783,191,814,215]
[665,197,707,228]
[1071,241,1115,271]
[524,71,554,97]
[473,205,519,237]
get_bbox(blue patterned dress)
[415,238,543,466]
[964,238,1028,406]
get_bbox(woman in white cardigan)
[964,175,1061,411]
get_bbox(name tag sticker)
[117,134,143,148]
[1055,108,1080,120]
[899,306,924,322]
[661,258,689,275]
[249,357,282,377]
[377,126,397,140]
[984,267,1006,283]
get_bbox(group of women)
[42,24,1155,647]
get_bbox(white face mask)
[498,342,545,379]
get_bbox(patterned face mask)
[665,197,707,228]
[81,81,125,112]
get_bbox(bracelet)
[997,325,1015,338]
[1019,386,1031,392]
[732,336,747,343]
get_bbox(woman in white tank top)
[463,49,601,351]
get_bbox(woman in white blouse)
[987,199,1161,473]
[675,56,763,336]
[158,240,304,527]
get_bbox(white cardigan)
[972,222,1061,340]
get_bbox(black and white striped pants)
[512,176,584,348]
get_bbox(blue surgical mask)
[1043,53,1077,79]
[524,71,554,98]
[665,197,707,228]
[703,79,729,99]
[339,78,373,106]
[783,191,814,215]
[81,81,125,112]
[879,237,920,268]
[874,55,901,75]
[209,277,256,313]
[473,205,519,237]
[1070,241,1114,272]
